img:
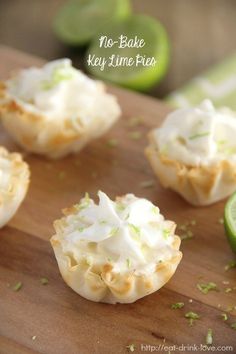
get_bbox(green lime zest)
[185,311,200,326]
[12,282,22,292]
[106,138,118,148]
[231,323,236,330]
[224,260,236,271]
[206,328,213,345]
[188,132,210,140]
[197,282,218,294]
[163,228,170,239]
[126,343,135,352]
[129,224,141,236]
[126,258,131,268]
[185,311,200,320]
[171,302,184,309]
[40,277,49,285]
[41,66,75,90]
[109,227,119,237]
[221,313,228,321]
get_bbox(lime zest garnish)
[180,230,193,241]
[129,131,142,140]
[185,311,200,326]
[231,323,236,330]
[128,224,141,237]
[160,144,168,156]
[91,171,98,179]
[109,227,119,237]
[126,258,131,268]
[218,217,224,224]
[206,328,213,345]
[221,313,228,321]
[188,132,210,140]
[140,180,155,189]
[78,192,91,210]
[126,343,135,352]
[41,66,75,90]
[126,117,143,128]
[152,206,159,214]
[225,287,233,293]
[40,277,49,285]
[171,302,184,309]
[179,224,187,231]
[197,282,218,294]
[163,228,170,239]
[106,138,118,148]
[125,213,130,221]
[225,305,236,312]
[225,260,236,271]
[99,220,107,225]
[86,257,93,266]
[12,282,22,292]
[178,220,195,241]
[216,139,227,152]
[185,311,200,320]
[58,171,66,180]
[116,202,125,212]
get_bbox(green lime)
[86,15,170,91]
[224,192,236,252]
[53,0,131,46]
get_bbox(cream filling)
[153,99,236,166]
[55,191,177,274]
[6,59,116,126]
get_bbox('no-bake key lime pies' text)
[87,35,157,71]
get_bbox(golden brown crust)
[50,200,182,304]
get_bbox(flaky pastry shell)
[0,81,120,159]
[146,131,236,206]
[50,206,182,304]
[0,146,30,227]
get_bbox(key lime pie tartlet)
[0,147,30,227]
[146,100,236,206]
[50,191,182,304]
[0,59,121,158]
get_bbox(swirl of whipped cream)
[154,99,236,166]
[6,58,120,125]
[53,191,177,274]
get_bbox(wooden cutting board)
[0,45,235,354]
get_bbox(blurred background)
[0,0,236,98]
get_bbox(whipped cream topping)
[55,191,177,274]
[153,99,236,166]
[6,59,119,125]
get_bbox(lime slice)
[224,192,236,252]
[53,0,131,46]
[86,15,170,91]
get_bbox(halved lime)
[224,192,236,252]
[86,15,170,91]
[53,0,131,46]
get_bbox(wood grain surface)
[0,46,236,354]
